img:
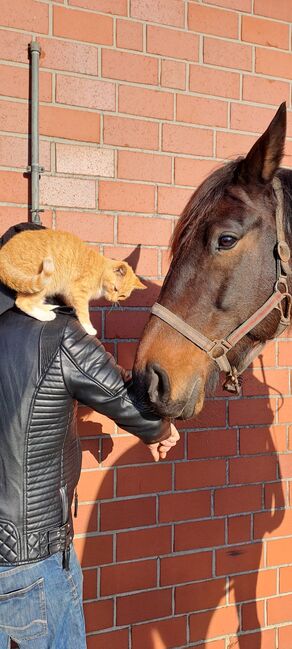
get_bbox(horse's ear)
[239,102,286,185]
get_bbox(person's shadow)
[76,250,286,649]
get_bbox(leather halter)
[151,177,292,395]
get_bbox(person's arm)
[60,317,171,445]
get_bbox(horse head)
[133,102,292,419]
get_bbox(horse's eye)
[218,234,238,250]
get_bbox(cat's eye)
[217,233,238,250]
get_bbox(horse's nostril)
[147,363,170,404]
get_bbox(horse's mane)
[171,161,292,261]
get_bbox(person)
[0,223,179,649]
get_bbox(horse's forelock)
[171,159,242,261]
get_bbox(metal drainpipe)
[28,39,44,224]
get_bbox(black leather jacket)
[0,306,162,566]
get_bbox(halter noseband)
[151,177,292,395]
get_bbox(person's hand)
[148,422,180,462]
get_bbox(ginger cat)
[0,229,146,335]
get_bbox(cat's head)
[102,260,146,303]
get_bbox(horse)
[133,102,292,420]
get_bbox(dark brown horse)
[133,102,292,420]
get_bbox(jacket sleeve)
[60,317,165,444]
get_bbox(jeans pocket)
[0,577,48,641]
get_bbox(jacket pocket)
[0,577,48,641]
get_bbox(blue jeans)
[0,546,86,649]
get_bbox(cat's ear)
[135,277,147,290]
[114,262,128,277]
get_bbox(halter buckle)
[208,339,232,359]
[222,367,242,395]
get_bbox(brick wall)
[1,1,292,647]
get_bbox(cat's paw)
[82,322,97,336]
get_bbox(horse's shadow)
[78,269,285,649]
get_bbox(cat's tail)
[0,256,54,294]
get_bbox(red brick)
[242,15,289,49]
[0,65,51,102]
[104,115,159,150]
[266,538,292,567]
[69,0,127,14]
[74,534,113,567]
[118,215,172,246]
[73,503,97,534]
[116,19,143,50]
[215,485,262,515]
[188,429,237,460]
[161,59,186,90]
[84,599,113,632]
[147,25,198,61]
[279,625,292,649]
[190,605,238,642]
[242,600,264,631]
[204,37,252,71]
[216,131,256,159]
[40,37,98,74]
[176,459,226,490]
[118,151,172,184]
[56,212,114,243]
[175,519,225,552]
[100,496,156,531]
[162,249,171,276]
[216,542,263,576]
[99,181,155,213]
[0,207,52,235]
[131,0,184,27]
[119,86,173,120]
[280,566,292,593]
[242,368,289,396]
[268,593,292,625]
[190,65,240,99]
[78,467,113,502]
[188,399,226,429]
[188,4,238,38]
[231,103,274,135]
[100,436,156,468]
[228,514,251,543]
[0,0,48,32]
[57,75,115,111]
[102,50,158,84]
[176,578,226,614]
[53,6,113,45]
[86,629,128,649]
[174,158,217,188]
[41,176,96,209]
[100,559,157,595]
[0,30,30,64]
[0,136,50,171]
[132,616,187,649]
[56,144,114,177]
[229,398,276,426]
[229,569,277,603]
[256,48,292,81]
[196,642,225,649]
[104,246,159,278]
[40,105,99,143]
[83,568,97,600]
[0,171,27,204]
[117,525,172,561]
[0,100,27,135]
[277,396,292,423]
[240,425,286,455]
[254,0,292,22]
[117,464,172,497]
[159,490,211,523]
[177,95,227,128]
[163,124,213,156]
[231,629,275,649]
[105,310,149,339]
[229,456,277,484]
[117,588,172,624]
[158,187,192,216]
[278,340,292,366]
[198,0,252,9]
[161,551,212,586]
[265,480,287,512]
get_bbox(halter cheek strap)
[151,177,292,395]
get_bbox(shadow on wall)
[77,257,286,649]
